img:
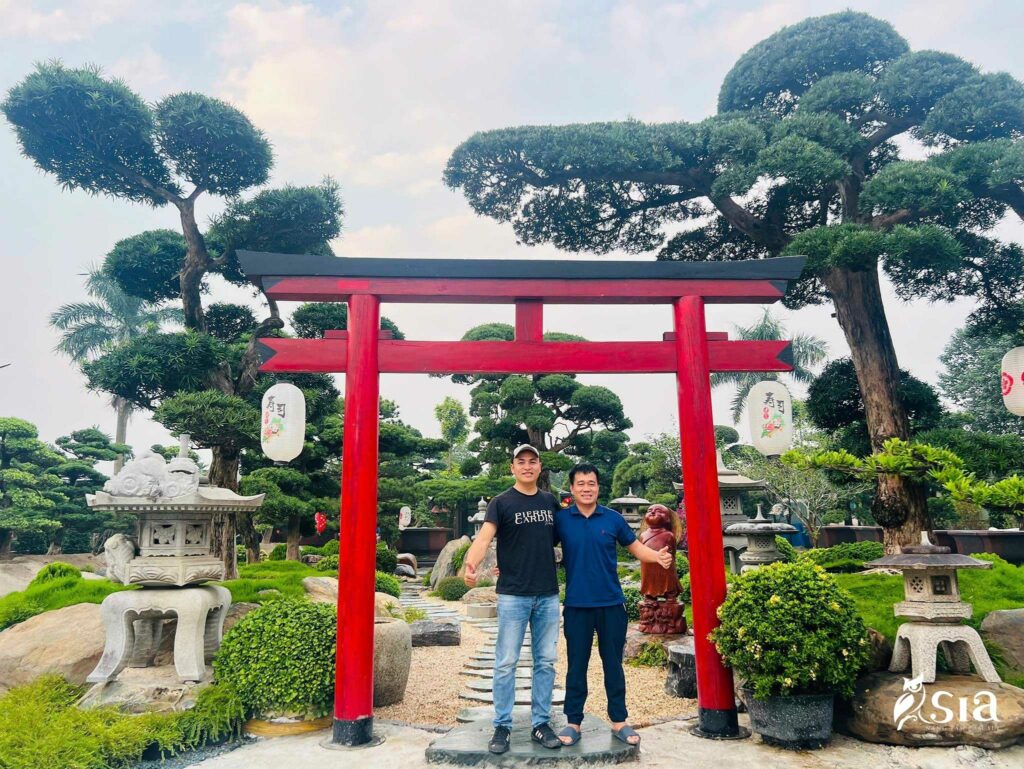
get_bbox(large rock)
[457,543,497,584]
[982,609,1024,672]
[430,536,471,588]
[411,620,460,647]
[846,671,1024,749]
[397,553,418,572]
[78,665,211,713]
[300,576,400,616]
[0,603,104,693]
[461,586,497,605]
[374,617,412,706]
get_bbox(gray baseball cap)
[512,444,540,458]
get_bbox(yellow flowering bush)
[710,560,870,699]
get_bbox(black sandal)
[558,725,582,745]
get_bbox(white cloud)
[0,0,133,42]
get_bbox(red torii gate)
[238,251,806,746]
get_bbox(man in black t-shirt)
[463,444,561,754]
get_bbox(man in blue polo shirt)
[554,463,673,747]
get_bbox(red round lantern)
[314,511,327,535]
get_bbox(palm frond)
[49,302,114,329]
[54,322,115,360]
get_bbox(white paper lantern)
[1001,347,1024,416]
[747,380,794,456]
[261,383,306,462]
[399,506,412,530]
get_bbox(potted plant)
[710,559,871,749]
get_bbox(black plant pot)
[740,687,834,749]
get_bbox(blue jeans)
[493,593,560,729]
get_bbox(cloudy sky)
[2,0,1023,466]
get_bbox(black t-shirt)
[484,487,559,597]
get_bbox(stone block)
[461,586,497,605]
[411,620,461,647]
[467,604,497,619]
[665,638,697,699]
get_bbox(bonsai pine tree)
[443,12,1024,549]
[454,323,631,490]
[0,418,64,558]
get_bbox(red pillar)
[333,294,381,746]
[673,296,742,738]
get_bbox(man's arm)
[627,539,674,569]
[463,522,497,587]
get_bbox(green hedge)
[29,562,81,586]
[623,586,641,621]
[376,571,401,598]
[799,541,883,572]
[219,560,317,604]
[711,560,870,699]
[0,676,244,769]
[774,535,798,562]
[315,555,338,572]
[214,599,336,718]
[435,576,469,601]
[268,543,288,561]
[450,542,471,574]
[376,542,398,573]
[0,574,129,631]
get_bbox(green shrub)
[376,571,402,598]
[214,599,336,718]
[376,542,398,573]
[627,641,669,668]
[389,606,427,623]
[450,542,471,574]
[236,544,248,562]
[679,573,691,604]
[321,538,339,556]
[435,576,469,601]
[315,555,339,572]
[0,575,129,631]
[0,675,244,768]
[623,586,641,621]
[799,541,884,572]
[268,543,288,561]
[711,560,870,699]
[422,570,432,586]
[774,536,797,563]
[557,566,567,584]
[675,552,690,580]
[29,562,81,586]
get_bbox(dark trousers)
[562,604,628,726]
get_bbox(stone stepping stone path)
[428,709,639,764]
[458,688,565,706]
[460,667,531,680]
[465,678,531,693]
[464,658,532,670]
[397,585,462,624]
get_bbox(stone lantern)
[725,508,796,572]
[867,533,1000,683]
[84,437,264,685]
[609,488,650,532]
[675,450,767,573]
[468,497,487,538]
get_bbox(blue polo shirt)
[555,504,637,608]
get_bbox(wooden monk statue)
[638,503,687,635]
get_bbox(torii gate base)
[240,251,806,745]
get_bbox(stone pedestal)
[87,585,231,684]
[638,597,686,635]
[890,623,1000,683]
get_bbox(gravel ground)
[375,599,697,728]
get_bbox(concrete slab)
[459,667,530,680]
[465,679,530,693]
[464,659,532,670]
[456,705,532,724]
[426,711,637,766]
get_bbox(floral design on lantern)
[1001,346,1024,416]
[261,382,307,463]
[747,380,794,456]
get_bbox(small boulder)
[665,638,697,699]
[461,586,497,605]
[395,564,416,579]
[0,603,104,693]
[981,609,1024,673]
[430,536,471,588]
[624,624,686,661]
[846,671,1024,749]
[300,576,399,617]
[374,618,412,706]
[397,553,418,571]
[410,620,460,647]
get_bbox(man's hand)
[464,561,478,587]
[656,546,673,569]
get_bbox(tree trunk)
[0,530,13,561]
[209,445,240,579]
[824,266,929,552]
[113,397,130,474]
[286,515,302,561]
[47,529,64,555]
[176,200,210,333]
